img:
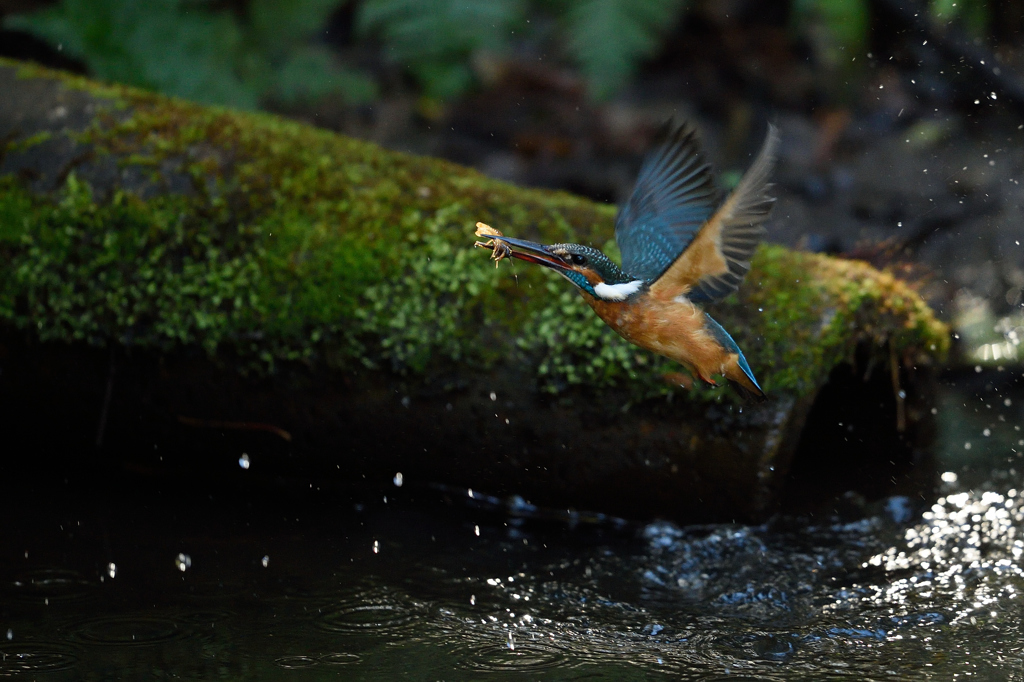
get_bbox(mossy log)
[0,58,949,522]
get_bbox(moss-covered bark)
[0,58,949,521]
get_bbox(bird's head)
[496,237,645,302]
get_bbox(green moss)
[737,247,949,393]
[5,130,52,153]
[0,58,948,399]
[0,174,264,354]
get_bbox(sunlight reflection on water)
[2,384,1024,679]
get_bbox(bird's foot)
[698,374,719,388]
[661,371,694,389]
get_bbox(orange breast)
[581,293,731,381]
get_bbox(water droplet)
[965,442,972,450]
[470,595,476,605]
[393,472,403,487]
[474,525,480,536]
[983,428,992,437]
[261,555,269,568]
[373,540,379,554]
[975,366,983,373]
[238,453,250,469]
[941,471,958,483]
[507,631,515,650]
[489,392,497,401]
[898,390,906,399]
[1006,398,1013,407]
[107,563,116,579]
[5,629,11,640]
[175,553,191,572]
[467,488,474,499]
[401,396,410,408]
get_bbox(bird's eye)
[570,254,587,266]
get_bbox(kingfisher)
[475,121,779,398]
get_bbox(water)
[2,375,1023,680]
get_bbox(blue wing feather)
[614,122,718,282]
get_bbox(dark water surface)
[3,377,1024,680]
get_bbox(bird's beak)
[492,236,571,272]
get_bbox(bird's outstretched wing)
[648,124,779,302]
[614,122,719,283]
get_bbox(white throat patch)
[593,280,643,301]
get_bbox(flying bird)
[475,122,779,397]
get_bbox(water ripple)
[316,597,429,634]
[274,655,318,669]
[272,653,361,670]
[459,637,573,672]
[178,609,237,626]
[71,616,186,646]
[0,643,79,675]
[9,568,95,603]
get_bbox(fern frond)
[7,0,255,107]
[247,0,341,55]
[563,0,687,99]
[358,0,525,99]
[4,0,376,108]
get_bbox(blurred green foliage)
[7,0,690,104]
[792,0,991,75]
[358,0,526,100]
[358,0,687,100]
[930,0,989,38]
[4,0,376,108]
[791,0,869,72]
[4,0,997,108]
[562,0,687,99]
